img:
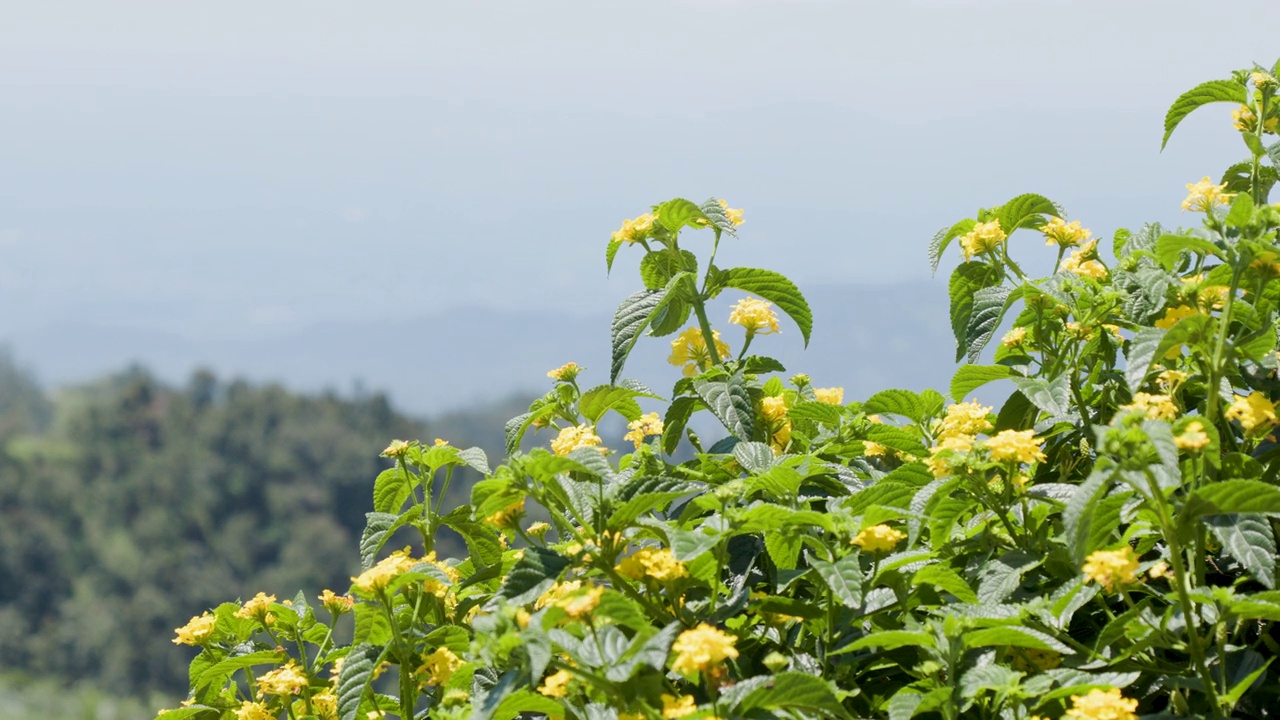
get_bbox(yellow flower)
[612,213,656,245]
[770,418,792,453]
[1082,547,1139,592]
[235,701,275,720]
[617,547,688,582]
[1061,249,1108,280]
[718,198,745,226]
[1063,688,1138,720]
[441,688,470,706]
[662,694,698,719]
[312,691,338,720]
[418,647,463,687]
[434,438,449,447]
[959,220,1007,261]
[257,661,309,696]
[761,395,789,421]
[537,669,573,698]
[1154,305,1198,330]
[551,424,605,456]
[547,362,581,381]
[1225,391,1278,433]
[814,387,844,405]
[1042,216,1092,248]
[318,589,355,615]
[526,521,551,539]
[1119,392,1178,421]
[938,400,994,439]
[728,297,780,335]
[1155,369,1187,391]
[1181,176,1233,213]
[668,327,730,377]
[1001,327,1027,347]
[1174,421,1211,452]
[984,429,1046,464]
[863,441,888,457]
[484,497,525,527]
[235,592,277,624]
[670,623,738,675]
[927,433,974,478]
[536,580,603,618]
[352,547,419,594]
[852,524,905,553]
[1253,71,1278,88]
[1233,104,1258,132]
[1147,560,1173,580]
[624,412,665,449]
[382,439,411,458]
[172,611,216,646]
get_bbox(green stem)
[1204,261,1244,433]
[693,300,722,367]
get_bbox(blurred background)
[1,0,1277,714]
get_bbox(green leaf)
[578,384,655,424]
[929,218,977,275]
[1154,234,1222,270]
[1064,469,1113,565]
[1184,480,1280,519]
[699,197,739,237]
[441,514,504,568]
[608,479,699,527]
[964,284,1014,362]
[372,466,413,515]
[1153,312,1214,362]
[843,630,936,652]
[964,626,1073,654]
[639,249,697,290]
[505,404,557,455]
[863,389,926,422]
[693,372,755,440]
[648,296,692,337]
[610,273,691,383]
[911,565,978,603]
[1206,514,1277,589]
[353,601,391,645]
[500,547,570,605]
[733,441,776,474]
[654,198,709,233]
[1162,79,1248,149]
[994,389,1036,432]
[949,262,1002,362]
[194,650,282,690]
[492,690,567,720]
[951,364,1018,402]
[154,709,217,720]
[721,267,814,345]
[662,396,698,455]
[1011,375,1070,417]
[998,193,1059,235]
[338,644,386,720]
[1124,327,1167,392]
[1227,192,1257,228]
[809,553,864,608]
[606,236,624,274]
[787,401,843,426]
[977,551,1042,604]
[358,509,419,569]
[864,424,928,457]
[735,673,853,720]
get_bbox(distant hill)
[1,281,959,413]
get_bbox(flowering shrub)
[158,60,1280,720]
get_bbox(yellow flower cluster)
[662,694,698,719]
[172,611,216,646]
[1063,688,1138,720]
[318,589,355,615]
[985,429,1046,464]
[312,691,339,720]
[813,387,844,405]
[257,661,309,696]
[668,327,730,377]
[418,647,463,687]
[1155,369,1187,391]
[1042,216,1092,248]
[1181,176,1233,213]
[718,199,745,226]
[728,297,780,335]
[760,395,791,451]
[1119,392,1178,421]
[1233,104,1279,134]
[1082,547,1139,592]
[670,623,739,675]
[937,400,994,438]
[551,424,605,456]
[382,439,411,458]
[536,580,603,618]
[1154,304,1199,330]
[538,669,573,698]
[612,213,656,245]
[1225,391,1278,433]
[236,701,274,720]
[352,547,419,594]
[852,524,905,553]
[959,220,1007,261]
[1061,240,1108,280]
[484,497,525,527]
[624,412,664,449]
[1001,327,1027,347]
[617,547,688,582]
[1174,420,1211,452]
[546,362,581,381]
[235,592,277,624]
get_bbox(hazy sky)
[2,0,1278,343]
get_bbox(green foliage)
[157,62,1280,720]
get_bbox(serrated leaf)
[1206,514,1276,589]
[964,284,1014,362]
[639,249,697,290]
[654,197,708,233]
[579,384,655,424]
[693,372,755,440]
[964,626,1073,654]
[492,690,567,720]
[359,509,419,569]
[949,263,1002,362]
[809,553,864,608]
[1162,79,1248,149]
[154,709,217,720]
[721,267,813,345]
[194,650,282,690]
[976,550,1042,604]
[605,236,624,274]
[698,197,739,237]
[929,218,977,275]
[662,396,698,455]
[505,405,557,455]
[1124,327,1167,392]
[1154,234,1222,270]
[338,644,387,720]
[1011,375,1070,417]
[1185,480,1280,518]
[864,424,928,457]
[610,273,691,383]
[1064,468,1113,565]
[863,389,925,422]
[733,441,775,474]
[998,193,1060,234]
[951,364,1018,402]
[787,401,843,426]
[500,547,570,605]
[372,466,413,515]
[457,446,490,475]
[911,565,978,603]
[844,630,936,652]
[735,672,853,720]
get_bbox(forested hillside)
[0,353,518,696]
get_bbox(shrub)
[159,60,1280,720]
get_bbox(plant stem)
[693,300,722,367]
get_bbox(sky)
[1,0,1278,402]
